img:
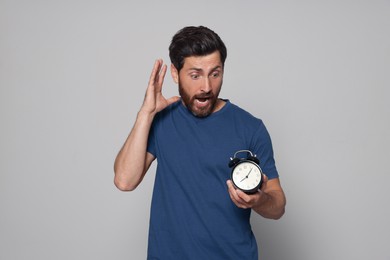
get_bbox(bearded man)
[114,26,286,260]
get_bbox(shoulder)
[153,100,181,121]
[225,101,271,146]
[227,101,264,126]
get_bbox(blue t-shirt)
[147,100,278,260]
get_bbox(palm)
[142,59,179,114]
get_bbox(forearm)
[114,110,155,191]
[114,59,179,191]
[252,189,286,220]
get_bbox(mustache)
[194,93,214,99]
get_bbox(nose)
[201,77,212,93]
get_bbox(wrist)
[253,191,270,210]
[137,108,156,120]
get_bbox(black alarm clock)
[228,150,263,194]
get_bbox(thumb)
[260,174,268,190]
[262,174,268,183]
[166,96,180,106]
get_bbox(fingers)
[141,59,180,114]
[157,63,167,89]
[148,59,162,86]
[227,180,261,209]
[142,59,166,112]
[226,180,252,209]
[148,59,167,92]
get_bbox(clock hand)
[240,168,253,182]
[240,176,247,182]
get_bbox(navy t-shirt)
[147,100,278,260]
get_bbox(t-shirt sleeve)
[147,118,157,157]
[251,121,279,179]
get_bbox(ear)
[171,64,179,84]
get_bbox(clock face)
[231,161,263,193]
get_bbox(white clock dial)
[231,161,262,193]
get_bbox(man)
[114,26,286,259]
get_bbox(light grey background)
[1,1,389,259]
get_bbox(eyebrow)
[188,65,222,72]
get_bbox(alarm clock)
[228,150,263,194]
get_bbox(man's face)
[171,51,224,118]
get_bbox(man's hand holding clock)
[226,150,286,219]
[226,174,268,209]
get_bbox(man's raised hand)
[140,59,180,115]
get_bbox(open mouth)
[194,97,212,108]
[188,96,216,117]
[196,98,209,103]
[195,94,213,103]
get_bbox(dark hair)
[169,26,227,71]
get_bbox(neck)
[212,99,226,113]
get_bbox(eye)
[211,72,220,78]
[190,74,200,79]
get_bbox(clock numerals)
[231,161,262,194]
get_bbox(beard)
[178,83,220,118]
